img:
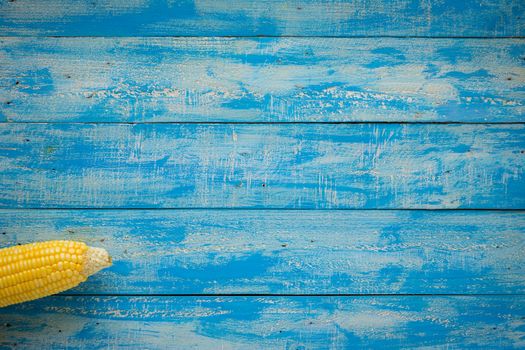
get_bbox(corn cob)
[0,240,111,308]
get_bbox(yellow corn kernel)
[0,240,112,308]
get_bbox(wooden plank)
[1,38,524,123]
[0,296,523,349]
[0,123,524,209]
[1,209,524,294]
[0,0,523,37]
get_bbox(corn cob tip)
[82,246,112,277]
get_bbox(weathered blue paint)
[1,38,523,123]
[0,296,523,349]
[0,210,523,294]
[1,1,524,348]
[0,123,523,209]
[0,0,523,37]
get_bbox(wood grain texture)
[1,1,524,348]
[0,296,524,349]
[1,123,524,209]
[0,0,523,37]
[1,37,524,123]
[0,210,523,294]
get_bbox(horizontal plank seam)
[1,208,524,212]
[2,122,525,126]
[1,35,524,39]
[57,293,525,297]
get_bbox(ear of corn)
[0,240,112,308]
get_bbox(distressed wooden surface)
[2,1,525,348]
[1,123,523,209]
[0,296,524,349]
[0,0,523,37]
[1,38,524,123]
[0,210,523,294]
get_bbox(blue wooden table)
[0,1,524,348]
